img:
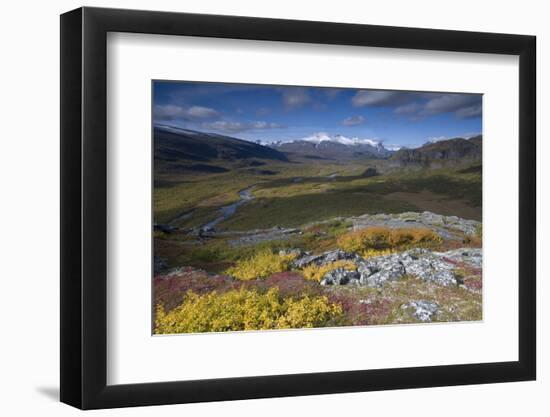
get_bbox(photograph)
[152,81,483,334]
[1,0,543,413]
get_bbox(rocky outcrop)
[351,211,480,238]
[357,256,406,287]
[291,249,359,269]
[320,268,360,286]
[441,248,482,268]
[316,248,482,288]
[401,300,440,322]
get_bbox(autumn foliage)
[337,227,442,252]
[224,250,297,281]
[154,287,343,333]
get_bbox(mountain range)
[269,133,396,160]
[154,125,482,171]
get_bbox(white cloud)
[154,104,219,121]
[395,102,421,115]
[342,115,366,126]
[455,104,482,119]
[350,90,482,120]
[422,94,481,118]
[185,106,219,118]
[424,95,467,113]
[281,88,310,109]
[352,90,404,107]
[201,120,285,133]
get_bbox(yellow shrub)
[388,229,416,247]
[337,227,391,252]
[337,227,441,253]
[360,248,393,258]
[154,288,343,334]
[301,260,357,282]
[277,295,343,329]
[392,228,442,246]
[225,249,296,281]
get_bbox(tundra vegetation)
[153,128,482,334]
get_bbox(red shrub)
[326,292,393,326]
[154,267,239,311]
[244,271,323,298]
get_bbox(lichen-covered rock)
[351,211,480,238]
[358,254,406,287]
[400,251,457,286]
[401,300,440,322]
[440,248,482,268]
[351,247,480,288]
[320,268,360,286]
[291,249,358,269]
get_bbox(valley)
[153,125,483,333]
[154,126,482,234]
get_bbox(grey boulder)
[354,248,480,288]
[320,268,360,286]
[292,249,358,269]
[401,300,440,322]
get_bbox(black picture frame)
[60,6,536,410]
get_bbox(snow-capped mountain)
[301,132,382,147]
[383,144,403,152]
[270,133,400,159]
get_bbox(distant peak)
[298,132,384,148]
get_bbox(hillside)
[154,125,288,173]
[154,211,482,331]
[390,135,482,167]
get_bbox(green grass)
[154,160,481,231]
[154,174,251,224]
[155,217,354,273]
[221,188,416,230]
[154,160,357,224]
[157,236,297,272]
[222,164,480,230]
[367,171,482,207]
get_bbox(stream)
[200,186,255,232]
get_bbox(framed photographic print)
[60,7,536,409]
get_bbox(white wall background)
[0,0,546,415]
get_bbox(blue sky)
[153,81,482,148]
